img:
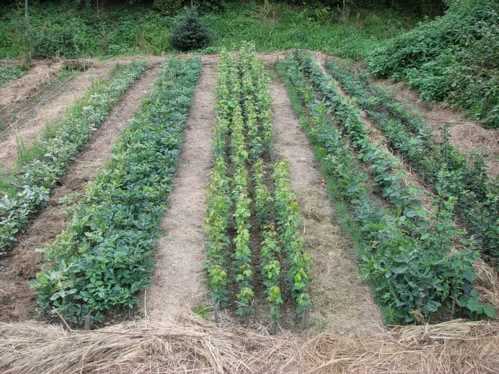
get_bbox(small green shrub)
[170,9,211,51]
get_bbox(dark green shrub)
[170,9,211,51]
[368,0,499,128]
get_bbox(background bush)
[368,0,499,128]
[0,1,420,59]
[170,9,211,51]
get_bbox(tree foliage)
[170,8,211,51]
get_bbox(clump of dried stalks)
[1,315,498,374]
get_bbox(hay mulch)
[1,315,498,374]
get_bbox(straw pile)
[1,315,498,374]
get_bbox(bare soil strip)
[0,64,162,322]
[269,77,383,336]
[0,61,64,108]
[375,79,499,178]
[0,65,113,171]
[0,66,80,138]
[146,63,217,321]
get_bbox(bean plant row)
[324,60,498,269]
[277,54,495,324]
[294,51,470,261]
[34,58,202,325]
[206,44,310,326]
[0,62,147,255]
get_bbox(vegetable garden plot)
[0,64,162,323]
[324,60,499,270]
[146,61,217,320]
[206,45,311,326]
[0,61,89,139]
[269,77,383,335]
[277,52,496,324]
[0,62,63,108]
[33,57,201,326]
[0,62,146,255]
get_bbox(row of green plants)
[34,57,202,325]
[324,59,499,269]
[206,44,310,325]
[294,51,457,250]
[0,62,146,256]
[276,54,495,324]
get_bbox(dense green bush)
[170,9,211,51]
[368,0,499,128]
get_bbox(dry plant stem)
[0,315,497,374]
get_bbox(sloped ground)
[270,78,383,335]
[0,53,498,374]
[376,79,499,178]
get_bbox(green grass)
[0,64,25,87]
[0,3,418,61]
[206,3,417,60]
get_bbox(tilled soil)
[0,61,64,109]
[0,66,80,138]
[270,77,384,336]
[0,64,162,322]
[146,63,217,321]
[0,65,113,171]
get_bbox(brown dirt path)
[0,61,64,108]
[269,77,384,336]
[146,63,217,322]
[0,65,113,171]
[0,64,162,322]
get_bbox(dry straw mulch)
[0,315,498,374]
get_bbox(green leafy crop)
[34,57,201,325]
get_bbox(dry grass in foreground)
[0,314,498,374]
